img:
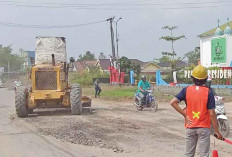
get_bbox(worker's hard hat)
[192,65,208,80]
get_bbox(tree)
[185,47,200,66]
[120,56,131,73]
[154,56,171,63]
[78,51,96,61]
[0,46,24,72]
[98,52,106,59]
[160,26,185,70]
[131,62,141,75]
[120,56,141,75]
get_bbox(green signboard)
[211,37,226,63]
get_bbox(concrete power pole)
[115,17,122,59]
[107,17,116,62]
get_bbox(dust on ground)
[23,97,232,156]
[3,85,232,156]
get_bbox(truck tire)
[70,84,82,115]
[15,86,28,118]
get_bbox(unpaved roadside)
[1,88,232,157]
[0,88,116,157]
[22,97,232,156]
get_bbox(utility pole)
[115,17,122,59]
[107,17,116,62]
[114,17,122,85]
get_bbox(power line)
[0,0,155,8]
[0,4,230,10]
[0,19,107,29]
[0,0,232,6]
[0,0,232,10]
[0,0,150,6]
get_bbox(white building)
[199,20,232,68]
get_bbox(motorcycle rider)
[137,75,151,106]
[170,65,223,157]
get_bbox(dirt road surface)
[0,88,232,157]
[0,88,114,157]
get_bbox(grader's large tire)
[15,86,28,118]
[70,84,82,115]
[27,86,33,114]
[28,109,33,114]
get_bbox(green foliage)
[101,86,137,98]
[160,26,186,73]
[185,47,200,66]
[160,35,185,42]
[185,65,195,70]
[78,51,96,61]
[162,26,178,30]
[162,73,173,83]
[162,52,176,57]
[154,56,171,63]
[207,66,220,70]
[120,56,131,73]
[131,62,141,75]
[0,46,24,72]
[120,56,141,75]
[70,67,109,86]
[147,75,156,82]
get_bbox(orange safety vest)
[185,85,211,128]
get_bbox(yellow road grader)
[15,37,91,117]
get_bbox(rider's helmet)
[191,65,208,85]
[141,75,146,81]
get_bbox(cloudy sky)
[0,0,231,61]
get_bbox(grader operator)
[15,37,91,117]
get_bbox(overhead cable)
[0,0,231,9]
[0,19,107,29]
[0,0,232,6]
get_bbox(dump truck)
[15,37,91,117]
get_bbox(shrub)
[70,68,109,86]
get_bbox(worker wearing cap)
[170,65,223,157]
[137,75,151,105]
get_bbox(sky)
[0,0,231,62]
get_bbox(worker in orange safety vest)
[170,65,223,157]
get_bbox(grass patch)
[101,86,137,98]
[82,86,137,100]
[82,86,173,102]
[82,86,232,103]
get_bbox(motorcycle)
[134,89,158,111]
[214,96,230,137]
